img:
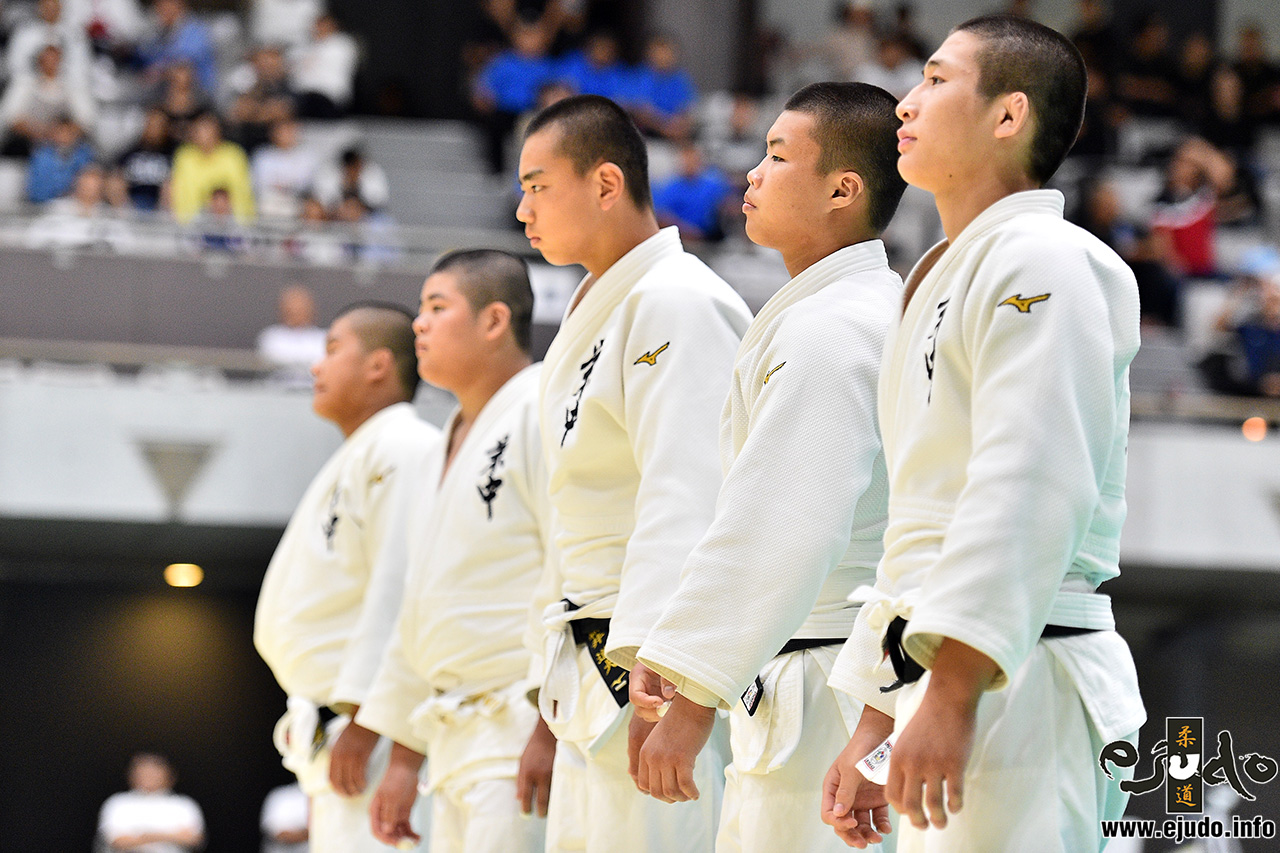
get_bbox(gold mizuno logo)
[634,342,670,366]
[764,362,785,384]
[999,293,1051,313]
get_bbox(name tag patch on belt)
[570,615,630,708]
[741,676,764,716]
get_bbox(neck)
[336,395,399,439]
[778,227,877,279]
[582,210,660,279]
[934,172,1038,242]
[452,351,532,424]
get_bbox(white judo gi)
[357,364,550,853]
[637,241,900,853]
[829,190,1147,852]
[255,402,439,853]
[535,226,752,852]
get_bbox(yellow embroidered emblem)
[633,342,670,366]
[369,468,392,486]
[999,293,1051,313]
[764,362,785,384]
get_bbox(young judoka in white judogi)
[628,82,906,853]
[823,16,1146,852]
[356,250,555,853]
[515,94,752,852]
[255,302,439,853]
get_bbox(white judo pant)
[716,648,889,853]
[543,643,731,853]
[307,719,431,853]
[889,642,1136,853]
[412,686,545,853]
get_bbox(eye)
[929,75,942,85]
[771,154,784,162]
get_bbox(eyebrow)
[766,136,785,149]
[519,168,544,183]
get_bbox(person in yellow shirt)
[170,111,255,222]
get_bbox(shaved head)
[429,249,535,353]
[333,301,419,399]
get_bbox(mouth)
[897,131,916,152]
[742,194,756,213]
[526,233,540,246]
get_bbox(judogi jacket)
[638,241,901,709]
[255,402,440,711]
[830,190,1146,743]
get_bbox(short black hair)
[953,14,1087,186]
[429,249,535,354]
[333,301,420,400]
[783,82,908,234]
[524,94,652,210]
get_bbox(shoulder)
[773,276,899,358]
[977,216,1134,294]
[629,252,749,318]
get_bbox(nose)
[310,359,321,378]
[412,314,426,335]
[515,192,531,224]
[896,90,917,123]
[747,159,763,188]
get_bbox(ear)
[993,91,1031,142]
[480,301,513,343]
[364,346,394,384]
[829,169,865,212]
[595,161,627,211]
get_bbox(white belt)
[272,697,342,796]
[538,597,615,728]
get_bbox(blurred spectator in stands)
[283,192,344,265]
[251,0,320,50]
[62,0,146,59]
[1071,60,1119,160]
[252,115,318,219]
[97,753,204,853]
[1232,24,1280,128]
[257,284,326,371]
[1116,13,1179,118]
[1076,178,1183,328]
[289,12,358,119]
[1070,0,1117,77]
[0,43,96,157]
[335,190,399,264]
[889,3,927,61]
[473,17,556,173]
[191,186,249,253]
[1151,138,1259,278]
[632,34,696,141]
[704,91,766,179]
[7,0,92,90]
[1202,247,1280,396]
[116,107,173,211]
[261,781,309,853]
[155,60,210,148]
[311,145,388,212]
[1174,32,1217,134]
[25,114,93,203]
[816,1,878,81]
[652,142,732,243]
[103,165,132,211]
[26,161,134,249]
[556,30,629,101]
[170,111,254,222]
[225,44,295,153]
[855,34,919,100]
[1201,66,1257,162]
[136,0,216,94]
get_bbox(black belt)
[565,600,630,708]
[880,616,1098,694]
[741,636,847,716]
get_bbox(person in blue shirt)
[473,19,558,173]
[652,142,734,242]
[137,0,218,95]
[555,31,632,103]
[27,116,96,204]
[633,34,697,140]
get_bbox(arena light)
[164,563,204,588]
[1242,417,1268,443]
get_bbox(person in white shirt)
[823,15,1146,851]
[629,81,906,853]
[257,284,327,370]
[516,94,751,853]
[358,249,554,853]
[290,13,358,119]
[98,753,204,853]
[252,116,320,219]
[255,301,440,853]
[7,0,93,89]
[261,782,309,853]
